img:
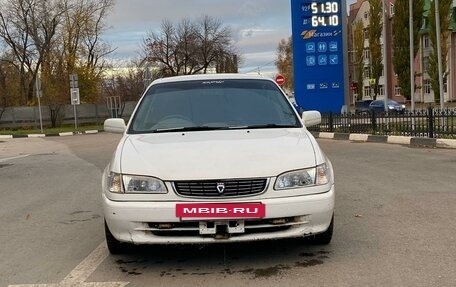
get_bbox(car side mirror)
[302,111,321,127]
[104,118,126,134]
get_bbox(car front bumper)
[103,185,335,244]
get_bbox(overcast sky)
[104,0,356,77]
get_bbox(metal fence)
[0,101,138,129]
[308,107,456,139]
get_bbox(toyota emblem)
[216,183,225,194]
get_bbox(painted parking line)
[0,154,30,163]
[8,242,129,287]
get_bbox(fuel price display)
[291,0,347,113]
[302,1,340,27]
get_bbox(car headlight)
[274,163,331,190]
[107,172,167,194]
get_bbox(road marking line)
[0,154,30,163]
[61,242,109,284]
[9,242,129,287]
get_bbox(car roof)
[373,99,396,102]
[151,73,275,85]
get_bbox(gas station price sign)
[303,1,340,26]
[291,0,347,113]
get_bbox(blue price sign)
[291,0,348,113]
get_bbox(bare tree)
[175,19,199,74]
[102,66,145,102]
[0,56,12,119]
[275,37,293,91]
[144,20,178,76]
[143,15,237,76]
[195,15,234,74]
[0,0,34,104]
[29,0,65,114]
[0,0,64,104]
[0,0,115,127]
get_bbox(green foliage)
[392,0,423,100]
[352,20,365,100]
[428,0,452,102]
[368,0,383,100]
[0,59,21,108]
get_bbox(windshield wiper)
[149,124,299,133]
[229,124,299,130]
[151,126,229,133]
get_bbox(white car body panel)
[117,129,317,180]
[102,186,335,244]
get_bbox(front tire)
[307,215,334,245]
[105,220,126,254]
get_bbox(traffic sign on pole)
[69,74,79,89]
[275,74,286,86]
[69,74,80,131]
[70,88,80,105]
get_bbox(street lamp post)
[382,0,389,113]
[35,75,44,133]
[409,0,415,112]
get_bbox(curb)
[0,130,101,139]
[312,132,456,150]
[2,130,455,150]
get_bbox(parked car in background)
[369,99,406,114]
[102,74,335,254]
[354,100,373,114]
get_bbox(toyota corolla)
[102,74,335,254]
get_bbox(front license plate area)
[176,203,265,219]
[199,221,245,235]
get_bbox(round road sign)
[275,74,285,86]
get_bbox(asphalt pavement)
[1,133,455,287]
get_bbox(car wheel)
[306,215,334,245]
[105,220,127,254]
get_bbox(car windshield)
[129,79,301,134]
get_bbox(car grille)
[173,178,267,197]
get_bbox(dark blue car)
[355,100,373,114]
[369,99,406,114]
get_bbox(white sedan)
[102,74,335,254]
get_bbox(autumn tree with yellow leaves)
[0,0,114,126]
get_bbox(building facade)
[348,0,456,105]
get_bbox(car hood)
[116,129,318,180]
